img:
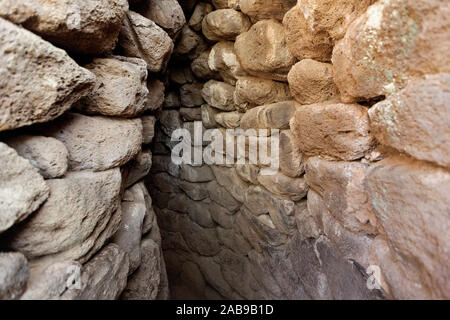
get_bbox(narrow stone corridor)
[0,0,449,300]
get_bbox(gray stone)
[6,135,68,179]
[124,149,152,188]
[63,244,129,300]
[137,0,185,37]
[8,169,122,264]
[142,115,156,144]
[202,80,236,111]
[0,0,129,55]
[0,252,28,300]
[44,113,142,172]
[121,238,161,300]
[77,56,149,117]
[119,11,173,72]
[0,143,49,233]
[0,18,95,132]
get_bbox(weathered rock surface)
[180,107,202,121]
[0,0,129,55]
[112,184,146,274]
[257,172,308,201]
[288,59,339,105]
[215,112,242,128]
[164,91,181,109]
[290,103,373,160]
[180,164,215,183]
[189,2,213,31]
[234,77,292,111]
[235,19,295,81]
[146,79,165,111]
[8,169,122,264]
[170,64,194,85]
[118,11,173,72]
[211,166,248,203]
[283,0,375,62]
[306,157,378,235]
[0,143,49,234]
[202,80,236,111]
[174,25,206,59]
[6,135,68,179]
[279,130,304,178]
[122,238,161,300]
[240,101,296,130]
[240,0,296,21]
[0,252,28,300]
[366,158,450,299]
[20,260,81,300]
[137,0,186,37]
[369,74,450,169]
[44,113,142,171]
[0,18,94,132]
[209,41,248,85]
[332,0,450,102]
[202,9,251,41]
[180,83,205,107]
[64,244,129,300]
[77,56,148,117]
[191,49,221,80]
[124,149,152,188]
[201,104,220,129]
[142,116,156,145]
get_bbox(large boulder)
[366,158,450,299]
[0,143,49,234]
[136,0,186,37]
[121,238,161,300]
[287,59,339,105]
[76,56,148,117]
[7,169,122,264]
[240,0,296,22]
[124,149,152,188]
[332,0,450,102]
[0,0,128,55]
[174,25,207,59]
[63,244,129,300]
[191,49,221,80]
[290,102,374,160]
[0,18,94,132]
[0,252,29,300]
[180,83,205,107]
[234,77,292,111]
[202,80,236,111]
[189,2,213,31]
[369,74,450,169]
[235,19,296,81]
[305,157,378,235]
[257,172,308,201]
[112,184,147,274]
[240,101,296,130]
[146,79,165,111]
[279,130,304,178]
[43,113,142,171]
[202,9,251,41]
[118,11,173,72]
[208,41,248,85]
[6,135,68,179]
[283,0,375,62]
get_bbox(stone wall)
[149,0,449,300]
[0,0,173,299]
[0,0,449,300]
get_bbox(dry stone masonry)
[0,0,448,300]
